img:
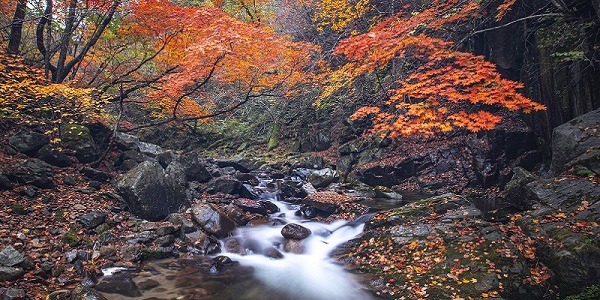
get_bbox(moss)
[10,204,27,215]
[576,168,595,177]
[563,285,600,300]
[140,248,172,260]
[62,232,81,247]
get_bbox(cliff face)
[477,0,600,143]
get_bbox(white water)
[221,189,374,300]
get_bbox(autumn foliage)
[320,0,546,138]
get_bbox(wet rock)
[167,213,197,234]
[8,132,49,156]
[60,125,99,163]
[0,246,25,268]
[224,204,249,226]
[191,203,236,238]
[206,176,242,195]
[137,279,160,290]
[238,184,260,199]
[234,199,267,214]
[79,212,106,229]
[37,145,72,167]
[156,225,178,237]
[307,168,339,188]
[115,161,188,221]
[0,266,25,281]
[11,158,54,189]
[283,239,303,254]
[260,200,280,214]
[154,235,175,247]
[551,108,600,174]
[234,172,259,185]
[502,167,538,209]
[119,244,141,262]
[526,179,600,209]
[223,238,242,254]
[281,223,312,240]
[94,272,142,297]
[165,161,187,186]
[264,247,284,259]
[280,181,307,198]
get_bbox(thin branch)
[466,13,563,38]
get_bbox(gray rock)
[551,108,600,174]
[0,174,12,190]
[283,239,304,254]
[79,212,107,229]
[526,179,600,209]
[0,266,25,281]
[79,168,111,182]
[179,154,212,183]
[234,199,267,214]
[165,161,187,186]
[224,204,249,226]
[281,223,312,240]
[94,272,142,297]
[46,289,71,300]
[60,125,99,163]
[307,168,339,188]
[2,288,26,300]
[115,161,188,221]
[113,132,141,151]
[215,158,262,173]
[8,132,49,156]
[154,235,175,247]
[37,145,72,167]
[502,167,538,209]
[191,203,236,238]
[206,176,242,195]
[11,159,54,188]
[0,246,25,267]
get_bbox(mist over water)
[222,188,374,300]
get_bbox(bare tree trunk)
[7,0,27,55]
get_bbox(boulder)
[79,212,107,229]
[94,272,142,297]
[215,158,262,173]
[60,125,99,163]
[281,223,312,240]
[37,145,72,167]
[115,161,188,221]
[0,246,25,267]
[179,154,212,183]
[11,159,54,188]
[234,199,267,214]
[1,288,26,300]
[0,266,25,281]
[8,132,49,156]
[502,167,539,209]
[206,176,242,195]
[190,203,236,238]
[307,168,339,188]
[550,108,600,174]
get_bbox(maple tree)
[76,0,320,128]
[318,0,546,138]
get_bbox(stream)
[101,176,377,300]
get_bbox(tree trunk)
[7,0,27,55]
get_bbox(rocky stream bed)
[1,109,599,300]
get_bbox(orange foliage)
[76,0,319,121]
[326,0,545,137]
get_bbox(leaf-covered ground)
[336,191,600,300]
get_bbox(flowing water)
[101,178,376,300]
